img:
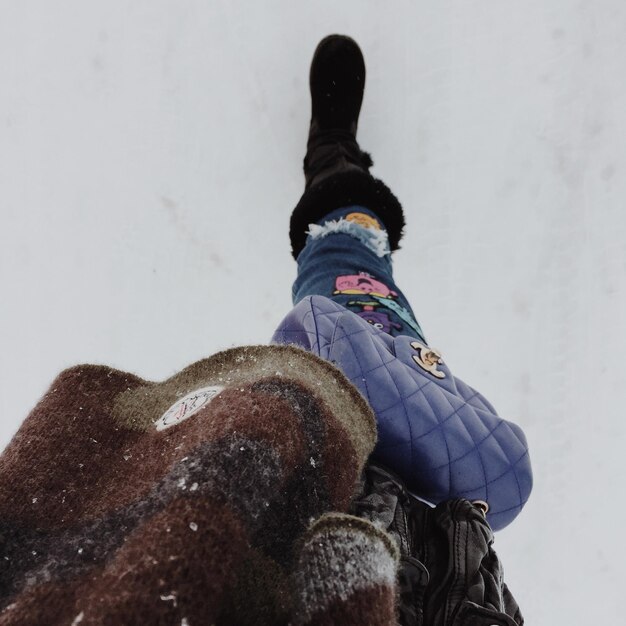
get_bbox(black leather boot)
[304,34,373,189]
[290,35,405,260]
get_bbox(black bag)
[352,464,524,626]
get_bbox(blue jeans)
[293,206,426,342]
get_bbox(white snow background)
[1,1,624,622]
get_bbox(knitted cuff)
[292,513,399,625]
[289,170,405,259]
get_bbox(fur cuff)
[289,170,405,259]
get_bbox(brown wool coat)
[0,345,399,626]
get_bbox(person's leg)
[289,35,426,342]
[293,205,426,341]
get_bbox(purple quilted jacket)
[272,295,532,530]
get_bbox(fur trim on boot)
[289,169,405,259]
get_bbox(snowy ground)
[1,1,624,623]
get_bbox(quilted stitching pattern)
[272,296,532,530]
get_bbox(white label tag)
[156,386,224,431]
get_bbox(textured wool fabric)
[0,345,391,626]
[292,513,398,626]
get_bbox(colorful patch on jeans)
[372,296,426,342]
[344,212,382,230]
[334,272,398,299]
[347,300,403,334]
[357,310,402,333]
